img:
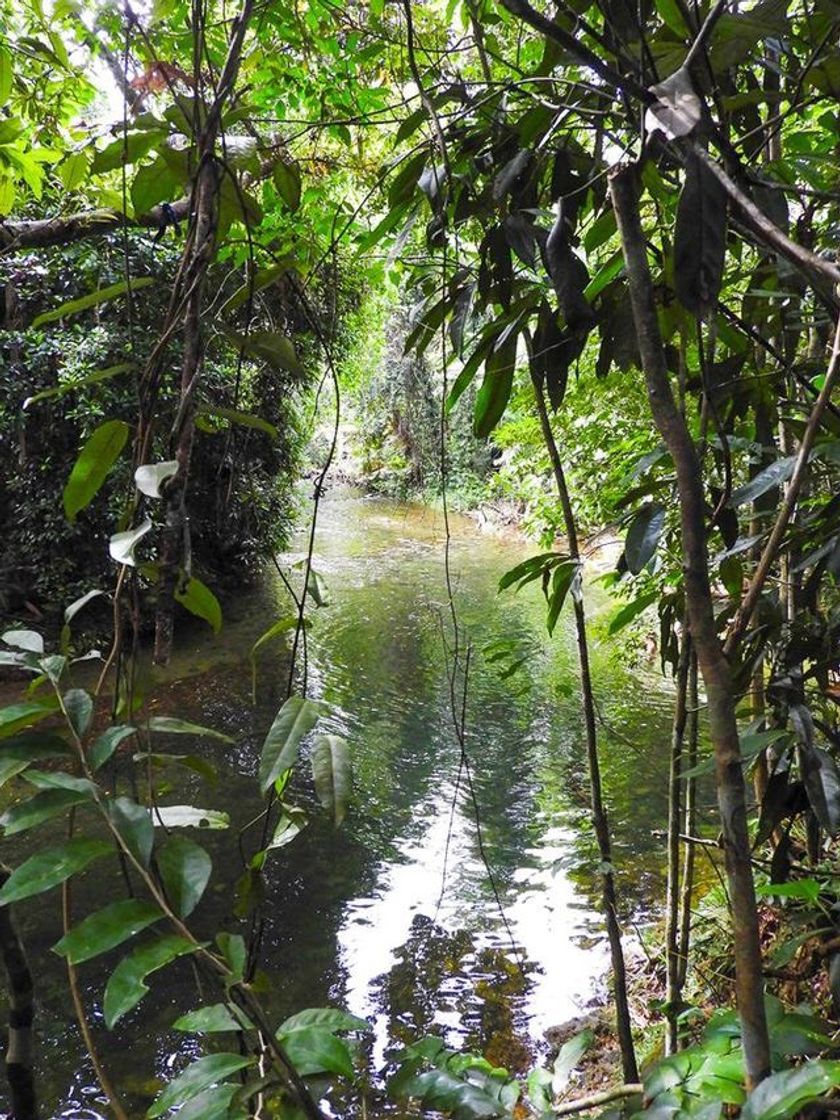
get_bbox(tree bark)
[0,201,190,253]
[665,633,691,1054]
[609,162,770,1087]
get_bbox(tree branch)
[553,1083,644,1116]
[0,200,190,253]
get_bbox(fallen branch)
[0,200,190,252]
[553,1083,644,1116]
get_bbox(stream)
[5,490,679,1118]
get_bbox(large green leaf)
[0,732,68,786]
[53,899,162,964]
[103,935,199,1027]
[63,420,130,523]
[224,330,303,377]
[0,787,91,835]
[730,457,796,508]
[473,336,517,439]
[157,836,211,917]
[174,575,222,634]
[277,1026,355,1078]
[63,688,93,738]
[311,734,352,826]
[33,279,154,328]
[153,1084,240,1120]
[258,696,320,791]
[89,725,136,771]
[91,130,168,174]
[172,1003,241,1033]
[0,838,111,903]
[147,1052,253,1118]
[195,406,278,441]
[0,701,58,740]
[741,1060,840,1120]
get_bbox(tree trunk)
[610,163,770,1087]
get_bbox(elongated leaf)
[135,461,178,498]
[24,363,134,409]
[172,1003,241,1033]
[278,1007,370,1034]
[0,734,67,787]
[258,696,320,791]
[546,562,577,636]
[174,575,222,633]
[64,589,106,625]
[0,787,91,835]
[108,797,154,867]
[801,745,840,837]
[553,1029,594,1089]
[674,150,728,317]
[625,503,666,574]
[146,716,233,742]
[0,838,110,903]
[104,935,198,1027]
[218,259,295,315]
[609,591,659,635]
[740,1060,840,1120]
[224,331,302,377]
[474,335,517,439]
[53,899,162,964]
[64,420,130,523]
[730,457,796,507]
[155,1085,239,1120]
[148,1053,253,1118]
[251,615,297,661]
[90,725,136,771]
[157,836,211,917]
[109,517,152,566]
[34,278,154,328]
[311,735,352,826]
[196,406,278,440]
[267,809,306,850]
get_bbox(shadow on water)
[3,489,679,1117]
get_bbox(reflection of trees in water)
[374,915,536,1076]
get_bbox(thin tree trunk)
[665,633,691,1054]
[678,651,698,991]
[0,869,37,1120]
[529,363,639,1084]
[610,164,771,1088]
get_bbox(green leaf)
[172,1003,241,1033]
[0,838,111,903]
[0,701,58,740]
[154,1085,239,1120]
[273,159,302,211]
[90,725,136,771]
[258,696,320,791]
[278,1007,370,1034]
[130,155,187,214]
[553,1029,594,1088]
[609,591,659,634]
[755,879,822,903]
[25,769,95,794]
[0,787,91,835]
[104,935,199,1027]
[108,797,154,867]
[135,460,178,498]
[474,336,517,439]
[109,517,152,566]
[0,733,68,786]
[546,562,578,636]
[217,260,295,315]
[91,130,167,174]
[157,836,211,917]
[34,279,154,328]
[730,457,796,508]
[267,808,306,850]
[195,406,278,440]
[58,150,91,191]
[175,576,222,634]
[277,1026,355,1077]
[250,615,297,662]
[224,331,303,377]
[152,805,229,829]
[146,716,233,743]
[64,420,130,523]
[53,899,162,964]
[311,734,352,826]
[674,150,728,317]
[0,45,12,107]
[216,932,246,980]
[625,503,666,574]
[148,1053,254,1118]
[740,1060,840,1120]
[64,688,93,738]
[24,363,135,409]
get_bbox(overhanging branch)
[0,199,190,253]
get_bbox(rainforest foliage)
[2,0,840,1116]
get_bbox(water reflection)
[7,489,677,1116]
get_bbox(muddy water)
[5,490,678,1117]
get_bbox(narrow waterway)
[6,490,678,1117]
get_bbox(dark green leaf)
[0,701,58,740]
[474,335,517,439]
[801,745,840,837]
[273,159,302,211]
[148,1052,254,1118]
[108,797,154,867]
[146,716,232,742]
[64,688,93,738]
[730,457,796,507]
[196,406,278,440]
[0,787,91,835]
[674,150,728,317]
[157,836,211,917]
[740,1060,840,1120]
[625,503,666,574]
[53,899,162,964]
[103,935,199,1027]
[90,725,136,771]
[277,1026,354,1078]
[258,696,320,791]
[0,838,110,903]
[608,591,659,635]
[278,1007,370,1034]
[224,331,302,377]
[173,1003,241,1033]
